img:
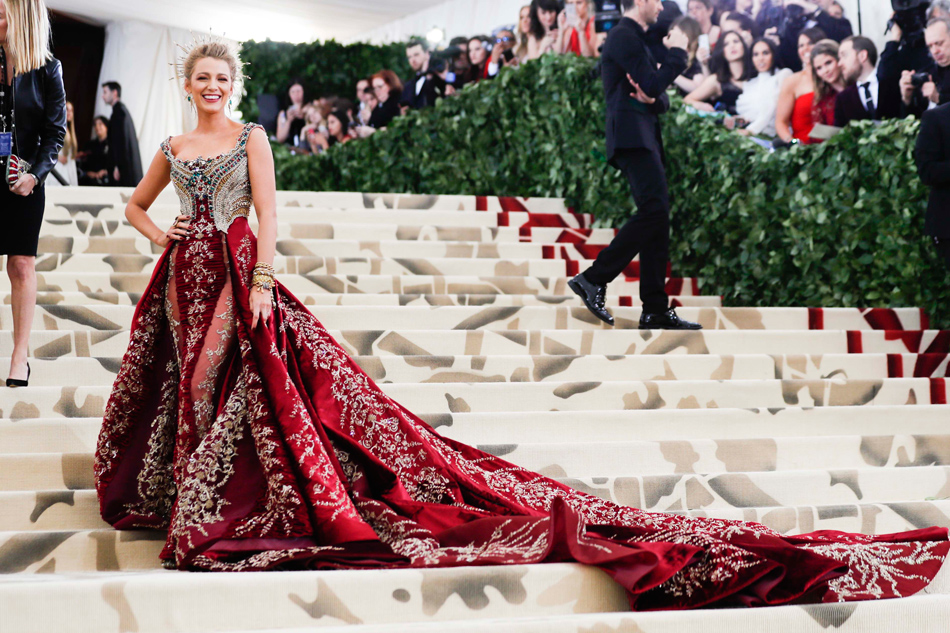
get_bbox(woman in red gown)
[95,40,950,610]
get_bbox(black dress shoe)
[568,274,614,326]
[639,309,703,330]
[6,363,30,388]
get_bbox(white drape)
[93,21,241,173]
[349,0,528,44]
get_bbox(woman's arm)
[275,110,291,144]
[125,150,178,246]
[775,72,797,142]
[577,22,595,57]
[684,74,722,112]
[246,127,278,329]
[674,71,705,94]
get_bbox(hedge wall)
[239,40,411,122]
[269,54,950,327]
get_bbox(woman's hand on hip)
[9,174,37,197]
[154,214,191,247]
[250,287,273,329]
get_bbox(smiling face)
[812,52,841,85]
[751,40,774,74]
[722,32,745,62]
[798,33,816,66]
[186,57,233,114]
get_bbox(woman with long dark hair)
[684,30,754,114]
[275,80,306,145]
[731,37,792,137]
[525,0,564,61]
[775,26,824,143]
[0,0,66,387]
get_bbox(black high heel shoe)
[7,363,30,388]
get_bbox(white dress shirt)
[856,67,879,114]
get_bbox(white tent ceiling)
[46,0,452,43]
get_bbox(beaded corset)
[160,123,262,233]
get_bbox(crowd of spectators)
[271,0,949,154]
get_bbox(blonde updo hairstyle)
[180,39,245,99]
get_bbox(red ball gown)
[95,122,949,610]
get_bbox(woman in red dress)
[807,38,846,143]
[95,39,950,610]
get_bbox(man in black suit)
[569,0,701,330]
[101,82,143,187]
[834,36,886,127]
[402,40,447,110]
[916,102,950,270]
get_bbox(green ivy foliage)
[240,39,412,121]
[270,53,950,327]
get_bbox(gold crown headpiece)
[172,33,248,91]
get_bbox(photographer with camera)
[487,30,521,77]
[758,0,852,71]
[900,18,950,115]
[569,0,701,330]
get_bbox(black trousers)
[936,237,950,269]
[583,147,670,314]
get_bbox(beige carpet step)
[24,255,586,279]
[2,354,944,388]
[44,206,594,229]
[38,237,614,260]
[191,597,950,633]
[23,291,720,309]
[46,188,573,213]
[0,378,944,419]
[6,329,947,360]
[0,305,928,333]
[39,223,616,246]
[0,563,628,632]
[6,406,950,455]
[4,432,946,491]
[4,447,945,507]
[17,272,686,296]
[5,485,950,537]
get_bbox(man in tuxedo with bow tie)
[834,36,889,127]
[402,40,447,110]
[569,0,701,330]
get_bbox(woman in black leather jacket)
[0,0,67,387]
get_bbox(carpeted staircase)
[1,187,949,632]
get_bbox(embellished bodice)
[160,123,261,233]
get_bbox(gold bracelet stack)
[251,262,276,292]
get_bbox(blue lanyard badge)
[0,132,12,157]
